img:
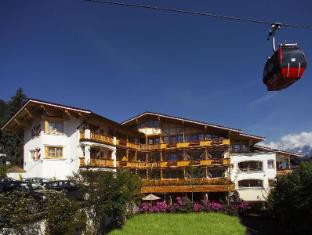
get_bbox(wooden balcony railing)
[80,131,114,145]
[90,133,114,145]
[277,169,292,175]
[80,131,230,151]
[79,158,231,168]
[80,158,118,168]
[142,178,232,186]
[141,178,235,193]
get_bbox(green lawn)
[109,213,246,235]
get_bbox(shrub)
[268,162,312,234]
[76,169,141,234]
[45,192,87,235]
[0,190,43,234]
[193,202,203,212]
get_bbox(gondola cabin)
[263,44,307,91]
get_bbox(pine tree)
[0,88,28,166]
[7,88,28,118]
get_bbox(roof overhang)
[1,98,92,133]
[1,98,141,137]
[121,112,264,143]
[254,145,303,159]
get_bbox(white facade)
[230,152,276,201]
[23,118,82,179]
[22,117,117,180]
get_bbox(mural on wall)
[32,147,41,160]
[31,124,41,137]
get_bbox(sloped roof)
[121,111,264,142]
[254,145,303,158]
[1,98,138,136]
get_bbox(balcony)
[80,131,230,151]
[277,169,292,176]
[80,132,114,145]
[80,158,118,168]
[79,158,231,169]
[141,178,235,193]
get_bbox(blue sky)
[1,0,312,143]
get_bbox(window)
[45,146,63,158]
[45,120,63,134]
[209,151,224,159]
[241,144,249,152]
[208,169,225,178]
[267,160,275,169]
[238,161,263,172]
[140,120,160,128]
[238,179,263,188]
[232,144,240,153]
[191,134,199,142]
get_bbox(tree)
[268,162,312,234]
[0,88,28,165]
[0,191,43,235]
[75,169,141,234]
[45,192,87,235]
[0,100,7,126]
[6,88,28,118]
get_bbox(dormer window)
[45,120,64,134]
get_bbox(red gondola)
[263,24,307,91]
[263,43,307,91]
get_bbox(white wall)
[23,118,81,180]
[231,152,276,201]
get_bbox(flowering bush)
[139,196,252,216]
[139,202,152,213]
[193,202,203,212]
[210,202,224,211]
[152,202,168,212]
[139,201,168,213]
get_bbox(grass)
[109,213,246,235]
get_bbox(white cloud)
[265,132,312,150]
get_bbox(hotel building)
[1,99,300,201]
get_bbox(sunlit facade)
[1,99,301,201]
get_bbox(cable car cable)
[84,0,311,29]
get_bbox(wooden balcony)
[80,131,230,151]
[79,158,231,169]
[141,178,235,193]
[80,158,118,168]
[277,169,292,176]
[123,139,230,151]
[80,132,114,145]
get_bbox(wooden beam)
[14,118,29,127]
[40,105,62,117]
[24,107,33,119]
[63,110,72,120]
